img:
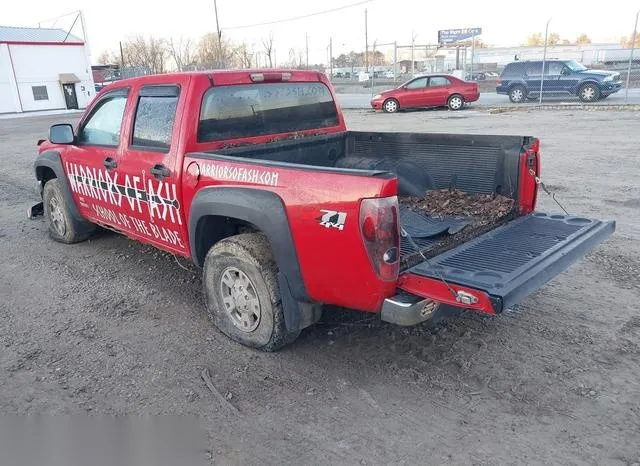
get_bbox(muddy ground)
[1,109,639,464]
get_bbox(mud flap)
[404,212,615,313]
[28,202,44,219]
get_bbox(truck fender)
[188,187,310,331]
[33,151,94,235]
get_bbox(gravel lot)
[1,108,639,464]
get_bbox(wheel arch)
[189,187,309,302]
[575,79,600,94]
[189,187,311,332]
[34,151,92,234]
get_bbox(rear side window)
[132,85,179,150]
[429,77,450,87]
[502,62,530,78]
[525,63,543,75]
[198,82,339,142]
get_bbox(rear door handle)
[103,157,117,170]
[150,164,171,180]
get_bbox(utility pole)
[393,41,397,80]
[625,9,639,104]
[540,18,551,104]
[119,41,125,68]
[364,8,369,72]
[470,33,475,79]
[214,0,223,68]
[306,33,309,69]
[411,31,415,76]
[329,37,333,80]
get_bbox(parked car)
[496,59,623,103]
[32,69,613,351]
[370,74,479,112]
[383,70,395,79]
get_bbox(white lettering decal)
[200,163,280,187]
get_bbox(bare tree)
[169,37,195,71]
[239,42,254,68]
[121,36,168,74]
[96,49,119,65]
[197,33,240,68]
[262,32,275,68]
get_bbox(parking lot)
[1,108,639,463]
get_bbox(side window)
[406,77,428,89]
[131,85,179,151]
[526,63,543,76]
[545,62,564,76]
[78,93,128,146]
[429,77,451,87]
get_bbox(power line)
[223,0,373,30]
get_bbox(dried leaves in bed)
[402,189,515,219]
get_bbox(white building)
[0,26,95,114]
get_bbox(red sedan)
[370,74,480,112]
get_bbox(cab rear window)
[198,82,339,142]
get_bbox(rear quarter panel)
[182,154,399,312]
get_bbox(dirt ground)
[1,108,639,464]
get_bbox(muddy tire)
[42,179,95,244]
[203,233,300,351]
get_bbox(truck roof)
[111,69,325,87]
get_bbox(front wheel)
[42,179,95,243]
[578,83,600,102]
[383,98,399,113]
[203,233,300,351]
[447,94,465,110]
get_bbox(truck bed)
[216,130,530,266]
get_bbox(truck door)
[115,80,190,255]
[63,88,131,229]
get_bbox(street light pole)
[625,9,640,104]
[539,18,551,104]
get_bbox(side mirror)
[561,68,571,76]
[49,124,75,144]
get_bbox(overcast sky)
[3,0,638,64]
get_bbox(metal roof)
[0,26,83,44]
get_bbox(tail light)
[518,139,540,214]
[359,196,400,281]
[496,80,502,86]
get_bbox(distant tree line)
[96,32,319,73]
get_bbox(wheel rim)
[511,89,523,101]
[449,97,463,109]
[582,86,595,101]
[49,196,66,236]
[385,100,397,112]
[219,266,261,332]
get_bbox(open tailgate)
[400,212,615,313]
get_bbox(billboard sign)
[438,28,482,45]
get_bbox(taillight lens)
[359,196,400,281]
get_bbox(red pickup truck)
[32,69,614,351]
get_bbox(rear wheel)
[383,98,399,113]
[203,233,300,351]
[43,179,95,244]
[578,83,600,102]
[508,85,527,103]
[447,94,464,110]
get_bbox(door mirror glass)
[49,124,75,144]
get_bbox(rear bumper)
[394,212,615,318]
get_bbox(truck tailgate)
[401,212,615,313]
